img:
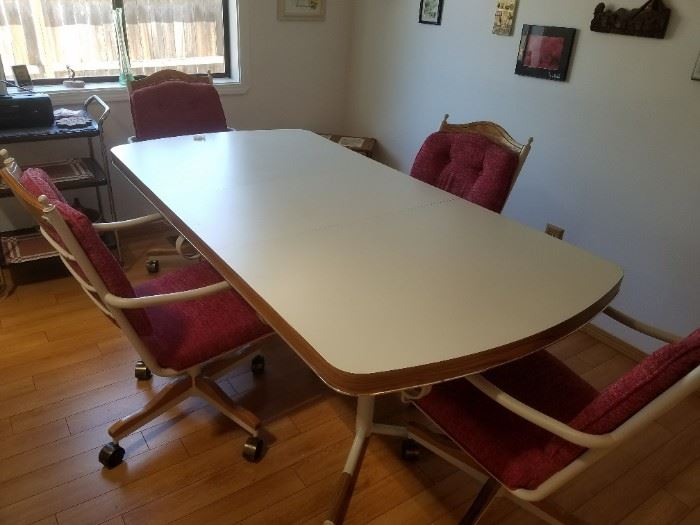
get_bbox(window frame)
[18,0,233,86]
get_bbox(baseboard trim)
[582,325,647,363]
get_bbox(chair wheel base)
[242,436,264,462]
[99,442,125,469]
[134,361,152,381]
[251,355,265,375]
[146,259,160,274]
[401,439,421,461]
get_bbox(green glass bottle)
[112,0,133,85]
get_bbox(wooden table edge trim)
[113,155,622,397]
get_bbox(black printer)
[0,92,54,130]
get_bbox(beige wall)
[344,0,700,349]
[1,0,354,226]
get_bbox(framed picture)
[277,0,326,22]
[11,65,32,87]
[693,52,700,81]
[493,0,518,36]
[419,0,444,26]
[515,25,576,82]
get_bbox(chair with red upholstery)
[400,308,700,524]
[0,161,275,469]
[410,115,533,213]
[127,69,228,142]
[126,70,230,273]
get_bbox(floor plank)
[0,431,146,508]
[0,376,36,402]
[59,418,348,525]
[164,468,306,525]
[666,457,700,508]
[366,470,478,525]
[240,472,339,525]
[1,440,187,525]
[574,419,700,524]
[0,419,70,463]
[618,490,690,525]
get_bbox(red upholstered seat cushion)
[135,261,272,371]
[19,168,68,204]
[416,334,700,491]
[410,132,519,213]
[130,81,228,141]
[416,351,598,491]
[42,196,270,372]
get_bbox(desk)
[111,130,622,521]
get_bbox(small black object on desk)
[0,92,54,130]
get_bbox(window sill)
[23,79,249,105]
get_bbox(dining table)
[111,129,623,523]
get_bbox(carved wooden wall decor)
[590,0,671,39]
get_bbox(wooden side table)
[319,134,377,158]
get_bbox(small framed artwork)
[11,65,32,87]
[515,25,577,82]
[693,52,700,81]
[493,0,519,36]
[277,0,326,22]
[419,0,444,26]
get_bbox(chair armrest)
[84,95,110,125]
[104,281,230,309]
[92,213,163,232]
[466,375,617,449]
[603,307,682,344]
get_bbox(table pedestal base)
[325,395,409,524]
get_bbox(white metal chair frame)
[0,162,274,467]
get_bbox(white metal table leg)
[325,395,375,525]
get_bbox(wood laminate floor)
[0,226,698,525]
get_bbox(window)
[0,0,239,83]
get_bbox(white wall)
[345,0,700,350]
[1,0,354,226]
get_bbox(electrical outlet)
[545,223,565,240]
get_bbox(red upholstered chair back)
[411,132,519,213]
[410,116,533,213]
[19,168,68,204]
[17,170,153,337]
[569,328,700,435]
[129,80,228,141]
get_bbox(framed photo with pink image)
[515,25,577,82]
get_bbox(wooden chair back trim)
[438,114,534,198]
[127,69,213,94]
[0,165,47,223]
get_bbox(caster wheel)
[401,439,421,461]
[99,442,125,469]
[242,436,264,462]
[146,259,160,274]
[251,355,265,375]
[134,360,152,381]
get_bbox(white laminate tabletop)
[112,129,623,394]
